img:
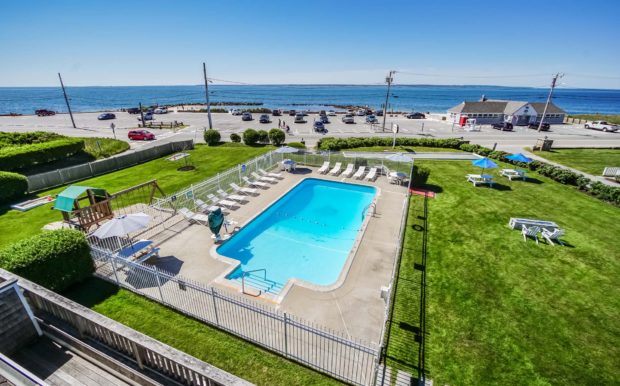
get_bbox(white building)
[448,100,566,125]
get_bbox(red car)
[128,130,155,141]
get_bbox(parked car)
[126,107,141,114]
[491,122,514,131]
[342,114,355,124]
[355,109,366,116]
[528,122,550,131]
[35,109,55,116]
[313,121,326,132]
[128,130,155,141]
[97,113,116,120]
[319,110,326,116]
[327,110,337,116]
[153,107,168,114]
[259,114,271,123]
[137,112,154,121]
[375,110,384,117]
[366,115,378,123]
[230,109,242,115]
[294,113,305,123]
[242,112,253,121]
[272,109,282,116]
[319,115,330,124]
[288,109,297,116]
[584,121,619,132]
[405,112,425,119]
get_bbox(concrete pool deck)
[150,166,409,343]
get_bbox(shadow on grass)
[524,177,544,184]
[491,183,512,191]
[419,184,443,193]
[62,277,119,308]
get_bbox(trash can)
[534,138,554,151]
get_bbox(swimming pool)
[217,178,377,293]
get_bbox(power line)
[396,71,551,79]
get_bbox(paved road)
[1,111,619,152]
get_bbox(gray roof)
[448,100,565,115]
[529,102,566,115]
[503,101,528,114]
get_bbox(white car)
[584,121,618,132]
[229,109,242,116]
[327,110,336,116]
[153,107,168,114]
[342,114,355,124]
[355,109,366,116]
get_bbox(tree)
[269,128,286,146]
[203,129,221,146]
[243,129,259,146]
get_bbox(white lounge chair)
[329,162,342,176]
[251,171,277,183]
[243,176,269,188]
[318,161,330,174]
[353,166,366,179]
[194,199,219,213]
[259,168,282,178]
[178,207,210,225]
[217,189,246,203]
[521,225,540,244]
[542,228,565,246]
[500,169,526,181]
[341,163,355,178]
[207,194,237,210]
[230,183,258,195]
[365,167,378,181]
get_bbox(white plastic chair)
[341,163,355,178]
[353,166,366,179]
[521,225,540,244]
[542,228,565,246]
[329,162,342,176]
[365,167,377,181]
[318,162,330,174]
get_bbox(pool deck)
[151,166,409,344]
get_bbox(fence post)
[130,341,145,370]
[283,312,289,356]
[153,267,165,303]
[109,255,121,285]
[238,164,242,184]
[211,287,220,326]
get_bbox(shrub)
[257,130,269,144]
[411,165,431,187]
[269,128,286,146]
[0,131,63,148]
[0,171,28,204]
[203,129,221,146]
[0,137,85,171]
[230,133,241,143]
[242,129,259,146]
[287,142,306,149]
[0,229,93,292]
[317,136,467,151]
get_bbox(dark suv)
[528,122,550,131]
[491,122,514,131]
[35,109,55,116]
[126,107,141,114]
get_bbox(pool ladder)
[241,268,280,296]
[362,202,376,220]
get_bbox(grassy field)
[0,144,272,248]
[343,145,460,153]
[569,114,620,125]
[534,148,620,175]
[386,160,620,385]
[63,278,340,386]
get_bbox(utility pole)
[381,70,396,132]
[538,73,563,132]
[139,102,145,127]
[203,62,213,130]
[58,73,76,128]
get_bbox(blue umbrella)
[505,153,533,163]
[471,157,498,175]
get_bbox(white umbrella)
[93,213,151,251]
[385,153,414,162]
[274,146,299,154]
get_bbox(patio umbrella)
[385,153,414,162]
[208,207,225,242]
[92,213,151,251]
[274,146,299,154]
[471,157,498,175]
[506,153,533,163]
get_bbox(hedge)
[0,131,63,148]
[269,128,286,146]
[0,229,93,292]
[411,165,431,187]
[0,137,85,171]
[243,129,259,146]
[317,137,466,151]
[0,171,28,204]
[230,133,241,143]
[287,142,306,149]
[257,130,269,144]
[203,129,221,146]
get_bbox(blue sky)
[1,0,619,88]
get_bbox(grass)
[533,148,620,175]
[568,114,620,125]
[63,278,341,386]
[386,160,620,385]
[339,145,460,153]
[0,144,272,248]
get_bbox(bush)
[230,133,241,143]
[242,129,259,146]
[0,171,28,204]
[411,165,431,187]
[287,142,306,149]
[203,129,221,146]
[257,130,269,144]
[269,128,286,146]
[317,136,466,151]
[0,137,85,171]
[0,131,63,148]
[0,229,93,292]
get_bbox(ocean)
[1,85,619,115]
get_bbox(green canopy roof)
[53,186,107,212]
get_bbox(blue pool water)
[217,179,376,292]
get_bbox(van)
[294,113,305,123]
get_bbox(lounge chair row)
[318,162,378,181]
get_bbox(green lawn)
[386,160,620,385]
[0,144,271,248]
[63,278,340,386]
[340,145,460,153]
[534,148,620,175]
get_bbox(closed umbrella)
[208,207,225,242]
[92,213,151,251]
[274,146,299,154]
[471,157,498,176]
[506,153,533,163]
